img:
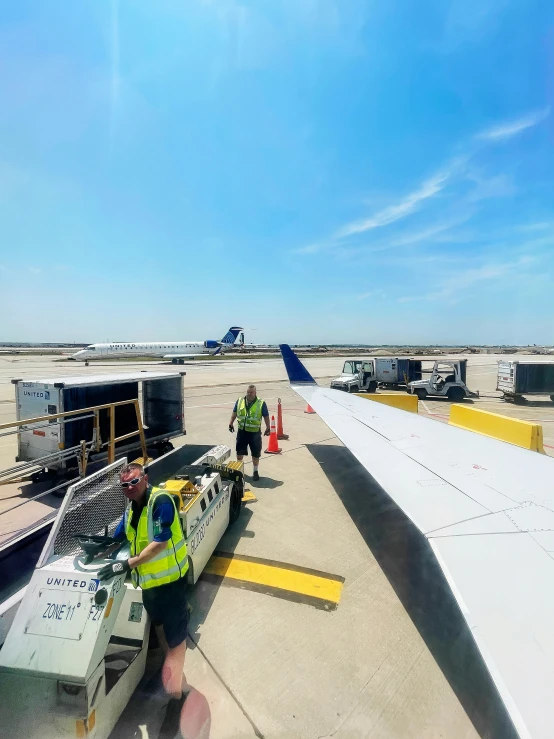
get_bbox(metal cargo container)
[12,371,186,470]
[497,361,554,400]
[374,358,422,386]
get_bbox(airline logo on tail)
[220,327,243,345]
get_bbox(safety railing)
[0,399,147,482]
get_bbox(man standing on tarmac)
[98,463,189,736]
[229,384,270,481]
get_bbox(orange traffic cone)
[265,415,282,454]
[304,403,316,414]
[277,398,289,440]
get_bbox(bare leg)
[252,456,260,468]
[161,638,188,699]
[237,455,244,461]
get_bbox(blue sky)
[0,0,553,345]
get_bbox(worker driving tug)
[98,463,190,709]
[229,384,270,481]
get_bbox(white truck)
[330,360,378,393]
[330,357,423,393]
[407,359,476,402]
[0,443,243,739]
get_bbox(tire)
[348,385,359,394]
[228,481,242,526]
[447,387,465,402]
[160,441,174,455]
[367,381,378,393]
[550,395,554,403]
[414,388,427,400]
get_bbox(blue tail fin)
[279,345,317,385]
[220,326,243,345]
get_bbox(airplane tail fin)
[279,345,317,385]
[220,326,243,345]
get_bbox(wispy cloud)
[356,289,386,300]
[335,171,450,239]
[476,108,549,141]
[291,243,322,255]
[398,255,538,303]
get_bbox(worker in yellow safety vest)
[229,384,270,481]
[98,462,190,731]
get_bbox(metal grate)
[37,459,127,567]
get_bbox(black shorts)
[142,576,189,649]
[236,429,262,457]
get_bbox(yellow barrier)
[355,393,418,413]
[449,404,544,453]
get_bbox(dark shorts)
[142,576,189,649]
[236,429,262,457]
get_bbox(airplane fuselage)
[72,340,218,360]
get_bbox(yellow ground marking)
[204,552,343,609]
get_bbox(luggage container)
[497,361,554,402]
[12,371,186,476]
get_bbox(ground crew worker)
[229,384,270,481]
[98,463,189,734]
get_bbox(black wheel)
[367,381,378,393]
[447,387,465,402]
[160,441,174,455]
[514,395,527,405]
[550,395,554,403]
[348,385,359,393]
[31,469,58,485]
[415,388,427,400]
[228,482,242,526]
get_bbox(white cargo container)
[12,372,186,475]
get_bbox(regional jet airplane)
[72,327,243,363]
[280,343,554,739]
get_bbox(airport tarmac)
[1,353,553,738]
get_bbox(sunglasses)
[121,475,144,489]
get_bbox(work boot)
[158,691,189,739]
[253,471,260,482]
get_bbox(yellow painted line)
[203,552,344,610]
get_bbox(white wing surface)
[280,345,554,739]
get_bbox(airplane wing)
[280,344,554,739]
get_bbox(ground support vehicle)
[0,443,242,739]
[330,360,378,393]
[407,360,477,401]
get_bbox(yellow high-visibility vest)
[125,487,188,589]
[236,397,264,432]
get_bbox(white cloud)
[476,108,549,141]
[399,255,538,304]
[291,243,322,255]
[356,289,386,300]
[335,171,450,238]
